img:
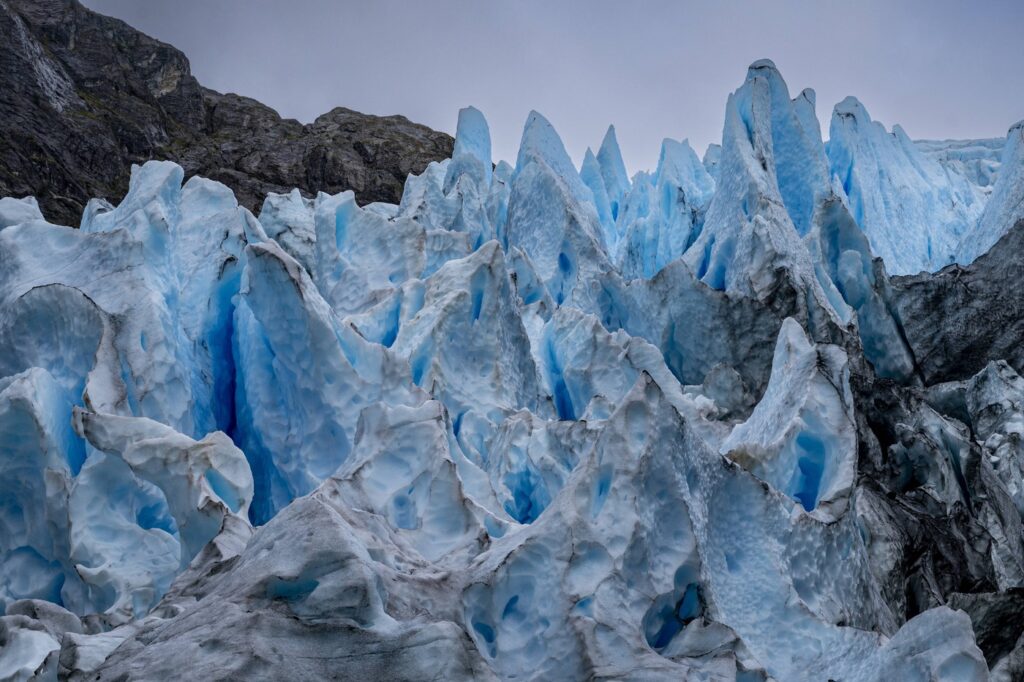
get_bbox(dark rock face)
[948,589,1024,665]
[851,375,1023,619]
[842,239,1024,673]
[0,0,453,226]
[890,220,1024,384]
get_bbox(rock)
[890,220,1024,384]
[0,0,453,227]
[947,589,1024,668]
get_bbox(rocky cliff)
[0,0,454,226]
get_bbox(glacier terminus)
[2,58,1024,681]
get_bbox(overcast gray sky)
[83,0,1024,175]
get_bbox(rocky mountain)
[0,0,453,227]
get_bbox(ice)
[0,369,80,612]
[397,109,504,254]
[969,362,1024,524]
[745,61,832,238]
[257,188,316,273]
[0,600,84,680]
[596,124,631,222]
[0,618,60,681]
[328,400,497,562]
[2,62,1022,680]
[702,143,722,180]
[578,148,616,248]
[66,450,183,622]
[616,137,715,279]
[959,121,1024,264]
[805,195,916,381]
[72,409,253,560]
[0,196,44,230]
[682,63,803,296]
[874,607,990,680]
[61,412,253,624]
[0,161,249,438]
[514,111,599,211]
[826,96,988,274]
[233,239,421,523]
[312,189,427,314]
[505,112,612,308]
[677,59,843,351]
[388,241,543,421]
[444,106,493,191]
[916,137,1005,190]
[721,318,856,518]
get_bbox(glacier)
[1,59,1024,681]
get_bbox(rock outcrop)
[0,0,453,226]
[891,220,1024,385]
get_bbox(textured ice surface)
[826,97,989,274]
[616,138,715,279]
[915,137,1004,190]
[959,121,1024,265]
[2,59,1023,681]
[0,196,44,231]
[721,319,856,519]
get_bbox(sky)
[82,0,1024,175]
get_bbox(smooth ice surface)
[3,59,1023,681]
[445,106,493,191]
[596,125,631,222]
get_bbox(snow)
[2,58,1022,681]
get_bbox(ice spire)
[597,125,630,220]
[682,63,813,295]
[744,60,831,237]
[444,106,493,192]
[514,110,592,207]
[616,138,715,279]
[506,111,611,307]
[0,196,44,230]
[580,147,616,247]
[702,143,722,180]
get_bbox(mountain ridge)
[0,0,454,226]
